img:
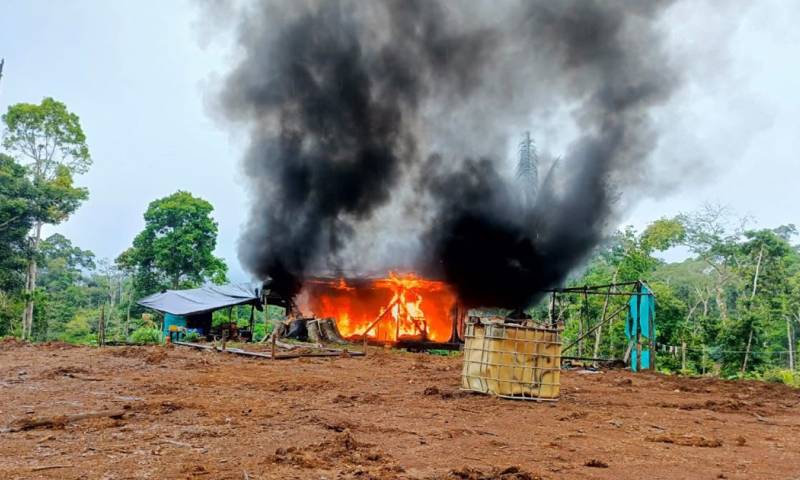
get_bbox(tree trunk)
[681,340,687,372]
[715,283,728,325]
[787,316,794,371]
[125,299,132,339]
[739,245,765,375]
[22,221,42,340]
[741,328,753,375]
[98,304,106,347]
[751,245,765,301]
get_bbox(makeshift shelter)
[137,283,261,339]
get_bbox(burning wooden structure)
[266,272,467,348]
[264,273,656,373]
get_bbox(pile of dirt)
[271,430,404,478]
[110,346,169,364]
[38,365,103,381]
[438,466,542,480]
[37,340,79,350]
[0,337,25,351]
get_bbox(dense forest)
[1,97,798,385]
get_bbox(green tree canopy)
[2,97,91,179]
[32,234,97,340]
[118,191,227,296]
[0,153,35,290]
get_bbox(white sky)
[1,1,798,281]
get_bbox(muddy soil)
[1,340,799,479]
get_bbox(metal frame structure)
[542,281,655,370]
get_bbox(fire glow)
[298,273,459,343]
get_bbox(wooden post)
[395,303,400,343]
[260,303,272,344]
[125,296,131,339]
[359,300,399,357]
[636,286,642,372]
[681,340,687,372]
[741,328,754,375]
[649,293,656,371]
[578,291,587,357]
[271,332,276,360]
[702,346,707,375]
[98,304,106,347]
[787,316,794,371]
[248,304,255,342]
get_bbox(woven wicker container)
[461,319,561,400]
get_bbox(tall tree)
[118,191,227,298]
[0,153,35,292]
[2,98,91,339]
[0,153,36,335]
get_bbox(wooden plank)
[172,341,363,359]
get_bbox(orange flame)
[298,272,458,343]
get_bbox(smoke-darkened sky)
[1,0,798,284]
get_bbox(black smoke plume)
[217,0,681,308]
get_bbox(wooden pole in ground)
[261,303,271,344]
[271,331,277,360]
[741,328,753,374]
[702,346,707,375]
[636,284,642,372]
[248,304,255,342]
[787,316,794,371]
[681,340,687,372]
[649,292,656,371]
[98,304,106,347]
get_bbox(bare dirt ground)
[1,339,799,480]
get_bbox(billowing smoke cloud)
[215,0,681,308]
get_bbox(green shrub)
[182,330,201,342]
[253,322,275,342]
[61,312,95,345]
[129,327,162,345]
[761,368,799,387]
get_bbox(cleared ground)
[1,339,799,479]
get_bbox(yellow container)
[461,319,561,400]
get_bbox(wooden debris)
[31,464,73,472]
[2,410,127,433]
[173,341,363,359]
[306,319,322,343]
[319,318,348,344]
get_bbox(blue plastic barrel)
[163,313,187,341]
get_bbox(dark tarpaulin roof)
[137,283,261,316]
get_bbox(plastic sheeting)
[625,285,655,371]
[137,283,260,316]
